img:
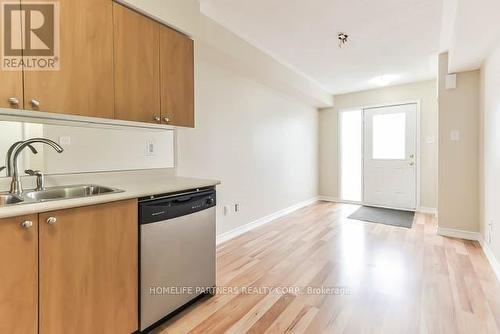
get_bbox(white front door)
[363,103,417,210]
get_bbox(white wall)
[176,45,319,235]
[480,43,500,262]
[42,125,174,174]
[114,0,323,235]
[438,53,480,232]
[319,80,438,210]
[0,122,174,176]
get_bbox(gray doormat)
[348,206,415,228]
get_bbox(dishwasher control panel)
[139,188,216,224]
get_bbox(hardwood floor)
[154,202,500,334]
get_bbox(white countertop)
[0,169,220,218]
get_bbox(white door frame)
[337,100,421,211]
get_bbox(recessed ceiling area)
[199,0,443,95]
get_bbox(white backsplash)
[0,121,175,177]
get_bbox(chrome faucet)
[5,141,38,177]
[10,138,64,195]
[25,169,45,191]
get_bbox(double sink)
[0,185,123,207]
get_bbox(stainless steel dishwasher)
[139,187,216,332]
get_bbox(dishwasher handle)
[171,195,196,203]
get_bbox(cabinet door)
[113,3,161,124]
[160,26,195,127]
[39,200,138,334]
[22,0,114,118]
[0,1,23,109]
[0,215,38,334]
[0,71,23,110]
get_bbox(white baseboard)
[418,207,438,216]
[437,227,481,241]
[479,237,500,282]
[216,197,319,245]
[317,196,340,202]
[317,196,363,205]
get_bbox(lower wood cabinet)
[0,215,38,334]
[0,200,138,334]
[39,200,138,334]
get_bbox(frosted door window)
[372,113,406,160]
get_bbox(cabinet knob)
[8,97,19,107]
[163,117,170,123]
[153,116,161,123]
[46,217,57,225]
[21,220,33,229]
[31,99,40,109]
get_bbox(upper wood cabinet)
[113,4,195,127]
[22,0,115,118]
[0,72,23,109]
[0,1,23,110]
[39,200,138,334]
[113,3,161,124]
[1,1,195,127]
[160,26,195,128]
[0,215,38,334]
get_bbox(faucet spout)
[10,138,64,195]
[5,141,38,177]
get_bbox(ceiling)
[442,0,500,73]
[199,0,443,95]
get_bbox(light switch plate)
[450,130,460,141]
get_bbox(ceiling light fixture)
[338,32,349,48]
[371,74,400,87]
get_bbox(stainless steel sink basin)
[24,185,122,202]
[0,193,24,206]
[0,185,123,207]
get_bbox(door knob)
[163,117,170,123]
[46,217,57,225]
[8,97,19,107]
[21,220,33,229]
[153,116,161,123]
[31,99,40,109]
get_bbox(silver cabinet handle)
[46,217,57,225]
[21,220,33,229]
[31,99,40,108]
[153,116,161,123]
[163,117,170,123]
[8,97,19,107]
